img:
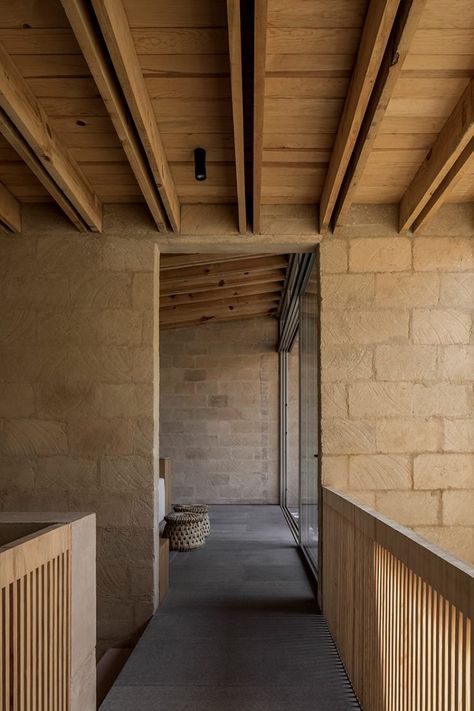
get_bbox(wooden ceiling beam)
[60,0,169,232]
[399,78,474,232]
[319,0,402,232]
[0,180,20,232]
[227,0,247,234]
[0,41,102,231]
[160,253,269,271]
[253,0,267,234]
[161,310,277,331]
[160,298,279,327]
[333,0,427,227]
[161,255,287,282]
[161,268,287,297]
[91,0,181,231]
[160,281,284,308]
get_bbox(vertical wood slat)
[322,488,473,711]
[0,524,71,711]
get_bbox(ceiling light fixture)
[194,147,206,181]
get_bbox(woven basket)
[163,511,206,551]
[174,504,210,536]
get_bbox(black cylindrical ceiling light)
[194,147,206,181]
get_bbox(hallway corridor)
[101,506,360,710]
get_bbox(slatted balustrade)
[0,524,72,711]
[323,487,473,711]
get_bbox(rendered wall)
[0,207,159,655]
[320,206,474,565]
[160,317,279,504]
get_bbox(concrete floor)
[100,505,360,710]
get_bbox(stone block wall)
[320,207,474,565]
[0,209,159,655]
[160,317,279,503]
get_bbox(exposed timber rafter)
[60,0,170,233]
[399,78,474,233]
[227,0,247,234]
[253,0,268,235]
[91,0,181,232]
[0,40,102,232]
[333,0,428,228]
[0,180,21,232]
[319,0,402,233]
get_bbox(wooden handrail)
[322,486,473,710]
[0,523,72,711]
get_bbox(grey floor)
[100,505,360,710]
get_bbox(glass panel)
[299,260,320,571]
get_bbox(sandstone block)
[442,490,474,526]
[375,345,437,381]
[321,383,348,417]
[0,309,37,346]
[99,383,153,419]
[37,457,98,490]
[413,383,472,417]
[322,418,376,454]
[320,240,348,274]
[132,273,153,310]
[37,234,103,273]
[321,274,375,308]
[349,382,413,418]
[37,381,100,419]
[70,271,132,309]
[349,454,411,490]
[443,418,474,452]
[440,273,474,309]
[375,272,439,308]
[376,418,440,452]
[350,237,412,272]
[68,347,133,384]
[101,456,153,492]
[3,275,70,309]
[68,418,133,456]
[414,453,473,489]
[322,345,373,382]
[414,238,474,272]
[101,311,143,347]
[103,237,154,272]
[321,456,348,489]
[376,490,440,526]
[0,384,35,418]
[412,309,471,345]
[132,347,153,383]
[0,457,35,489]
[439,346,474,380]
[0,419,67,456]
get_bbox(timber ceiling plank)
[91,0,181,231]
[0,38,102,230]
[60,0,170,232]
[253,0,268,234]
[333,0,428,227]
[399,78,474,231]
[319,0,402,232]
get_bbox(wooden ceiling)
[0,0,472,235]
[160,253,288,329]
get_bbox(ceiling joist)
[399,78,474,232]
[60,0,170,233]
[0,40,102,232]
[227,0,246,234]
[0,179,20,232]
[319,0,402,233]
[91,0,181,231]
[333,0,428,228]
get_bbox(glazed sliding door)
[299,258,320,573]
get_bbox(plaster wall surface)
[160,317,279,504]
[320,207,474,565]
[0,207,158,654]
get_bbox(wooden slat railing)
[323,487,473,711]
[0,523,72,711]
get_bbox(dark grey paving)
[100,505,360,711]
